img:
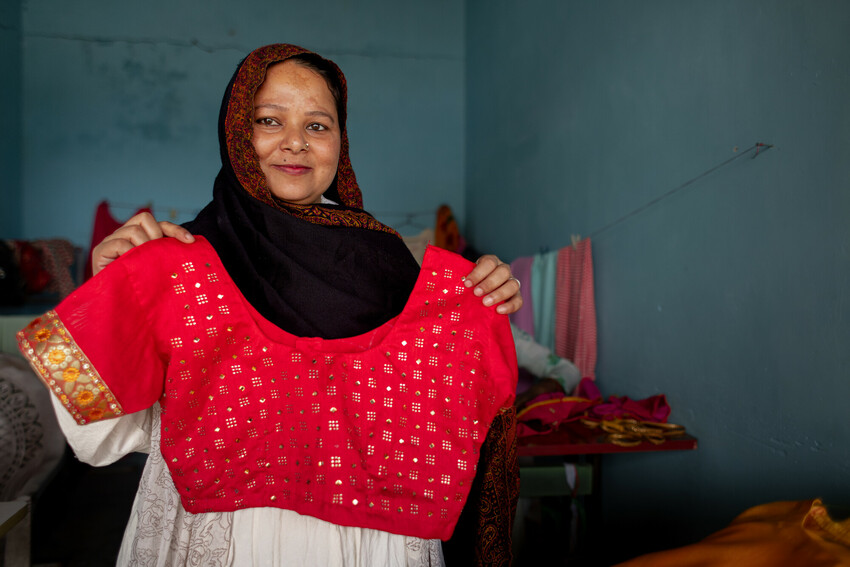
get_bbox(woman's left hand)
[464,254,523,315]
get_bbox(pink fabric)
[516,378,671,437]
[578,379,670,423]
[555,239,597,380]
[509,255,535,337]
[590,394,671,423]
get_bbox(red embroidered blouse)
[18,238,517,540]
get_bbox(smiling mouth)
[273,164,312,175]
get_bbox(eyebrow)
[254,103,336,124]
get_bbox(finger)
[158,221,195,243]
[100,223,163,248]
[485,277,522,307]
[465,256,513,297]
[127,212,167,240]
[495,291,524,315]
[474,265,514,300]
[91,213,164,276]
[463,255,502,289]
[91,239,135,276]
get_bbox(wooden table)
[517,419,697,496]
[515,419,697,559]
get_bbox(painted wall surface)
[0,0,22,237]
[19,0,464,246]
[467,0,850,561]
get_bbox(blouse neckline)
[194,236,460,355]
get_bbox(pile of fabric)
[0,239,81,306]
[616,499,850,566]
[515,378,674,439]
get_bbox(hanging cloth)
[508,255,535,338]
[555,238,597,380]
[531,250,558,351]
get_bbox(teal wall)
[0,0,21,237]
[467,0,850,560]
[7,0,850,561]
[16,0,465,246]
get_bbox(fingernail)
[464,279,473,287]
[483,296,494,306]
[496,305,507,314]
[474,287,484,297]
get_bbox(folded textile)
[580,379,671,423]
[516,378,671,437]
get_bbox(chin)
[270,191,323,205]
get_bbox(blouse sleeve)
[17,250,166,425]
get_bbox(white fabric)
[50,396,152,464]
[54,402,444,567]
[563,463,577,491]
[511,324,581,392]
[0,353,65,500]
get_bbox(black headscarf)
[184,44,420,339]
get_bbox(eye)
[255,117,280,127]
[306,122,328,132]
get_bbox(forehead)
[255,61,336,109]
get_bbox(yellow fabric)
[617,500,850,567]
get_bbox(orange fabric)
[434,204,460,252]
[617,499,850,567]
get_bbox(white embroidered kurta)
[53,399,444,567]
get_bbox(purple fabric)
[579,378,671,423]
[516,378,672,437]
[509,255,535,336]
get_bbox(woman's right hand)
[92,212,195,276]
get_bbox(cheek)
[251,136,271,161]
[321,141,341,172]
[331,140,342,166]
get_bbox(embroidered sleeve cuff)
[17,310,125,425]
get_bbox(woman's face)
[252,60,341,205]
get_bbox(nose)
[280,126,308,152]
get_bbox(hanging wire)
[587,142,774,240]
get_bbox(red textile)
[579,378,671,423]
[18,239,517,541]
[11,241,51,294]
[516,378,670,437]
[555,239,597,380]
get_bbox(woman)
[20,44,520,566]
